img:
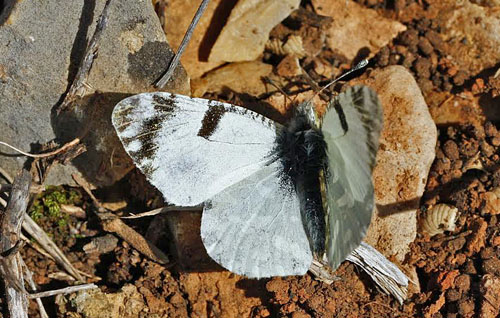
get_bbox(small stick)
[22,259,49,318]
[121,205,202,219]
[0,196,7,208]
[55,0,112,115]
[101,216,169,264]
[72,173,107,213]
[22,214,84,282]
[72,173,169,264]
[0,184,12,192]
[20,233,55,261]
[28,283,98,299]
[0,166,14,183]
[0,138,80,158]
[0,169,31,318]
[155,0,210,88]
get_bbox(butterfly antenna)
[318,59,368,97]
[302,59,368,125]
[263,77,293,106]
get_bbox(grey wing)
[200,161,312,278]
[322,85,383,271]
[112,92,277,206]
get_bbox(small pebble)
[417,17,431,30]
[400,29,419,51]
[418,37,434,56]
[389,53,401,65]
[454,253,467,266]
[452,71,468,86]
[394,0,406,12]
[414,57,432,78]
[480,140,495,157]
[447,126,457,139]
[463,259,477,274]
[454,274,471,293]
[435,158,451,173]
[491,136,500,146]
[442,79,453,91]
[484,122,498,137]
[459,140,479,158]
[451,159,462,170]
[432,74,443,87]
[446,288,461,302]
[447,237,466,252]
[402,52,416,69]
[377,46,390,67]
[443,140,460,160]
[418,78,434,93]
[480,247,495,260]
[457,298,475,316]
[482,258,500,276]
[426,30,445,51]
[447,65,458,77]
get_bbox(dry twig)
[0,138,80,158]
[101,216,169,264]
[22,214,84,282]
[22,259,49,318]
[72,173,169,264]
[28,283,98,299]
[155,0,210,88]
[0,166,14,183]
[0,169,31,318]
[55,0,113,114]
[121,205,202,219]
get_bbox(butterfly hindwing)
[322,85,383,271]
[201,161,313,278]
[112,92,278,206]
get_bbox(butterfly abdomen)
[273,111,328,256]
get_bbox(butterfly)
[111,85,383,278]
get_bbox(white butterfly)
[112,85,383,278]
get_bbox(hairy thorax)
[273,111,328,256]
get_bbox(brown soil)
[13,1,500,317]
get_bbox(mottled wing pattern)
[201,161,313,278]
[322,85,383,271]
[112,92,278,206]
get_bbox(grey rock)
[0,0,189,186]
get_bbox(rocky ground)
[1,0,499,317]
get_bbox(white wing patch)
[322,85,383,271]
[201,161,312,278]
[112,92,278,206]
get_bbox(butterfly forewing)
[201,161,313,278]
[112,92,278,206]
[322,85,383,271]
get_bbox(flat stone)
[191,61,273,97]
[208,0,300,63]
[435,1,500,77]
[164,0,299,78]
[163,0,225,79]
[58,284,150,318]
[360,66,437,291]
[311,0,406,60]
[0,0,189,186]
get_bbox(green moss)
[29,186,83,234]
